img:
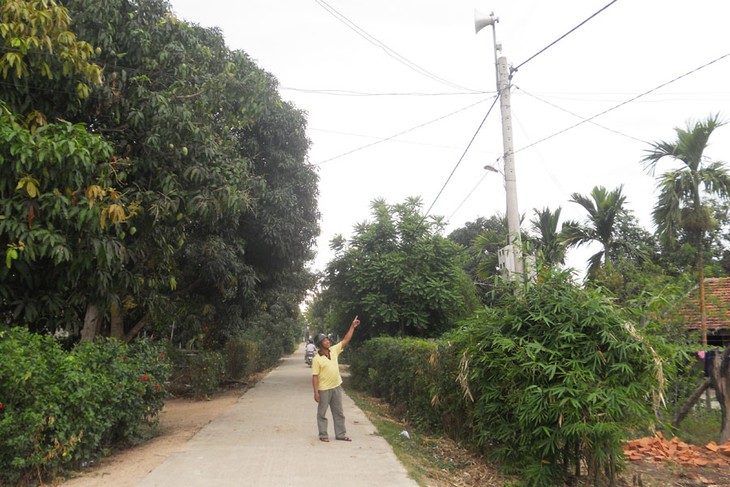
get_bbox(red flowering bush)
[0,328,171,485]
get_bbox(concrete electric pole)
[475,11,524,281]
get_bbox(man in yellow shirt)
[312,316,360,442]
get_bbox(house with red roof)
[681,277,730,347]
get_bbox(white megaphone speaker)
[474,10,498,34]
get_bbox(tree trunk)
[673,377,711,426]
[80,303,102,342]
[123,315,150,343]
[698,242,707,346]
[110,301,125,339]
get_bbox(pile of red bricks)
[624,432,730,467]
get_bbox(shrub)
[224,338,260,380]
[0,328,171,485]
[168,348,225,399]
[350,337,440,429]
[448,269,661,486]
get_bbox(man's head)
[315,333,330,349]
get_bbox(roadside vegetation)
[2,1,730,486]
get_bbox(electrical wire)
[281,86,493,97]
[512,0,619,74]
[314,96,493,165]
[424,94,501,218]
[514,85,649,144]
[513,51,730,155]
[447,170,491,221]
[314,0,479,93]
[309,127,495,153]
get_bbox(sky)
[167,0,730,275]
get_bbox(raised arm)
[340,315,360,349]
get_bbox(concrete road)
[137,345,418,487]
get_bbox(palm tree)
[529,206,566,267]
[641,114,730,346]
[562,186,627,277]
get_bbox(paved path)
[137,345,417,487]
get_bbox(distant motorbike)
[305,349,315,367]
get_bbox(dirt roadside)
[58,388,244,487]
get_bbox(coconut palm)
[641,114,730,346]
[529,206,566,267]
[562,186,627,277]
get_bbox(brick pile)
[624,432,730,467]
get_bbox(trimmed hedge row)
[0,327,170,486]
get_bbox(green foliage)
[448,269,661,486]
[562,185,630,278]
[0,327,170,485]
[448,215,510,305]
[224,338,261,380]
[642,114,730,251]
[528,206,566,267]
[167,349,224,400]
[674,405,722,446]
[349,338,441,429]
[316,197,477,340]
[0,0,102,109]
[0,0,318,345]
[0,102,132,331]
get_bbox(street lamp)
[475,10,524,281]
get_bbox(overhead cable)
[447,170,491,221]
[314,97,493,165]
[513,51,730,155]
[314,0,479,92]
[512,0,619,74]
[424,94,501,218]
[514,86,649,144]
[281,87,492,97]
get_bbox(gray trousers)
[317,386,346,439]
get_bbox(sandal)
[336,436,352,442]
[319,436,329,442]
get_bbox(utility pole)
[475,12,524,280]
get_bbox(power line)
[447,170,491,221]
[512,0,619,74]
[314,0,479,93]
[514,85,649,144]
[513,51,730,155]
[309,127,497,153]
[314,96,493,165]
[425,94,501,218]
[282,86,492,97]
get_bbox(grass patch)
[344,378,513,487]
[673,404,722,446]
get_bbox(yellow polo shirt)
[312,342,343,391]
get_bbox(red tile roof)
[682,277,730,330]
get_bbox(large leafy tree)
[448,215,507,303]
[0,103,131,334]
[0,0,319,347]
[0,0,132,336]
[317,197,477,340]
[642,114,730,346]
[66,0,319,344]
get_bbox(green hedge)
[349,270,662,486]
[0,328,170,486]
[350,337,443,429]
